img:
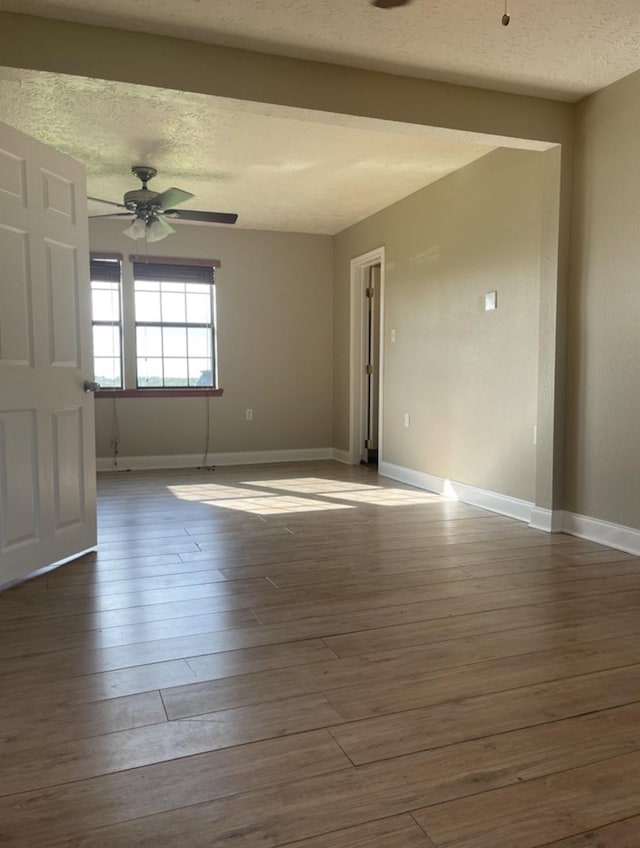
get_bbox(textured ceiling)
[0,68,496,235]
[1,0,640,100]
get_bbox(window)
[90,256,123,388]
[133,260,217,388]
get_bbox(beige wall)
[90,220,333,459]
[3,11,572,508]
[565,69,640,528]
[334,148,545,503]
[5,9,640,532]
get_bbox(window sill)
[96,388,224,398]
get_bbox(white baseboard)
[97,447,333,472]
[562,511,640,556]
[332,448,352,465]
[378,461,640,553]
[378,461,534,523]
[529,507,564,533]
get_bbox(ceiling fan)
[88,166,238,242]
[370,0,511,24]
[370,0,411,7]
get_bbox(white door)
[0,122,96,588]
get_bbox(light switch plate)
[485,291,497,311]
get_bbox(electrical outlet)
[391,328,396,343]
[245,408,253,421]
[403,412,410,428]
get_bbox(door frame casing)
[349,246,385,466]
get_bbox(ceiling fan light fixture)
[146,215,175,243]
[123,217,147,240]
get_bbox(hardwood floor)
[1,461,640,846]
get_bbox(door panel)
[45,238,81,366]
[0,224,32,365]
[0,122,96,588]
[0,409,39,551]
[52,406,85,530]
[0,146,26,201]
[41,169,76,222]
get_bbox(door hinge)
[365,287,374,298]
[365,439,373,449]
[365,363,373,375]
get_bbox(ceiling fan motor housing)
[125,165,161,213]
[124,188,161,212]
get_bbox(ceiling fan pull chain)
[502,0,511,26]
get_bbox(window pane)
[189,359,213,386]
[93,325,120,357]
[94,357,121,388]
[135,290,161,322]
[160,281,186,294]
[163,358,189,386]
[187,327,211,358]
[137,326,162,358]
[186,292,211,324]
[91,285,120,321]
[137,357,163,387]
[134,273,215,390]
[163,326,187,358]
[161,292,186,322]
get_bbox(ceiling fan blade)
[87,196,128,209]
[89,213,133,219]
[371,0,411,6]
[155,187,194,210]
[164,209,238,225]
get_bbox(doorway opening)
[363,263,381,466]
[349,247,385,467]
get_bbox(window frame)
[93,254,223,398]
[90,255,124,390]
[133,278,218,390]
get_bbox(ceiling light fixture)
[123,216,147,240]
[502,0,511,26]
[122,213,175,242]
[146,215,175,243]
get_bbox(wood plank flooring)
[1,461,640,846]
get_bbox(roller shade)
[130,255,219,285]
[90,255,122,283]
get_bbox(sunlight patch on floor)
[167,484,271,501]
[167,476,443,514]
[241,478,381,495]
[325,489,443,506]
[207,496,354,515]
